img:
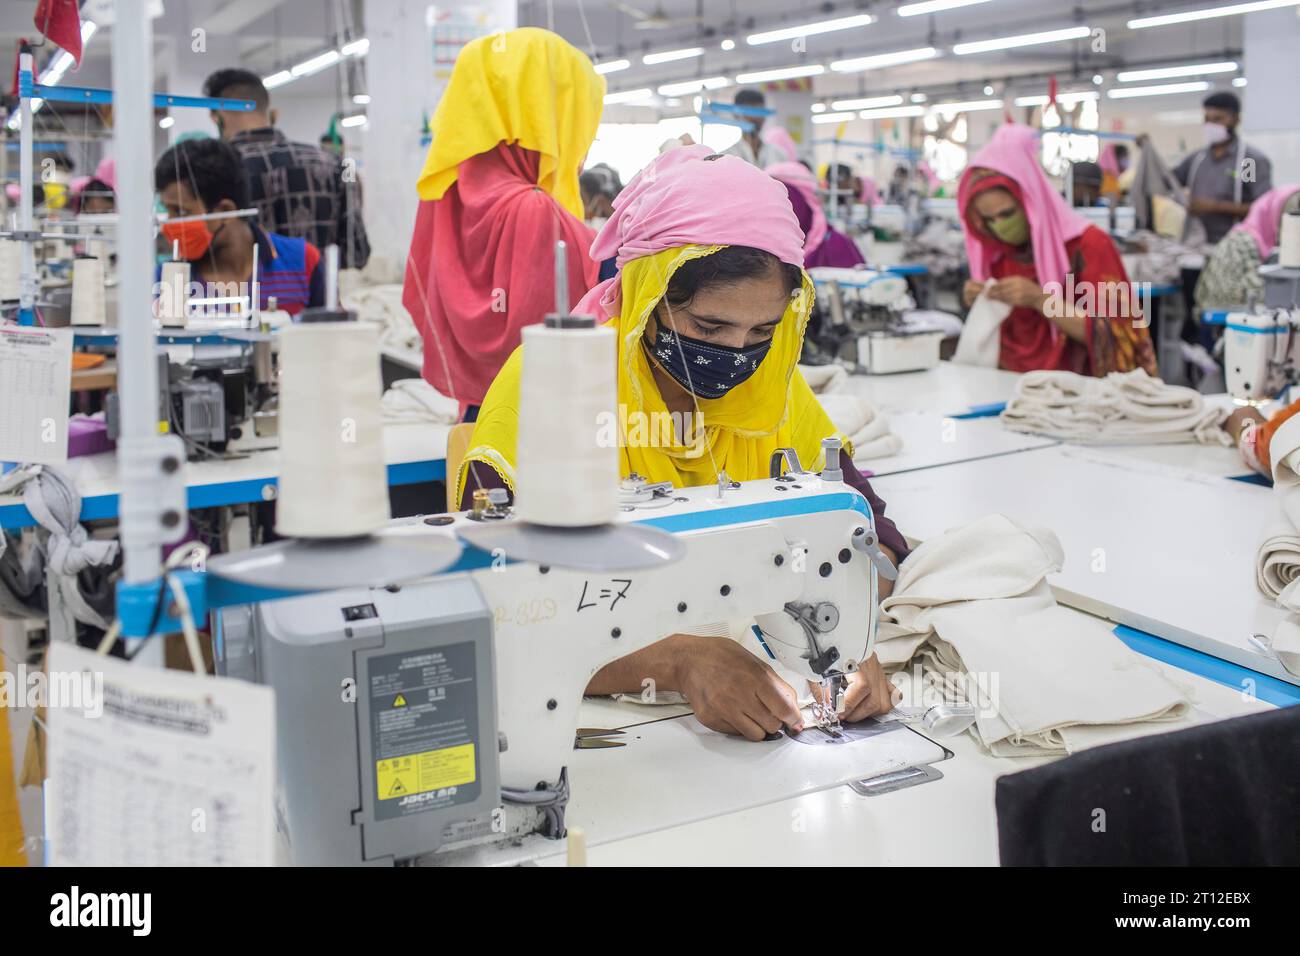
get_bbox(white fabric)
[952,280,1011,368]
[876,514,1192,756]
[798,362,849,394]
[1000,368,1231,445]
[380,378,459,424]
[817,393,903,460]
[341,283,421,356]
[1254,415,1300,676]
[1269,414,1300,529]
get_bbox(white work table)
[0,421,451,529]
[858,410,1057,478]
[835,362,1021,416]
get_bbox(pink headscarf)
[1098,142,1121,178]
[1231,184,1300,259]
[957,123,1091,285]
[761,125,799,164]
[766,161,827,253]
[92,157,117,192]
[579,145,805,320]
[858,176,882,206]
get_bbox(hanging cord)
[95,541,209,675]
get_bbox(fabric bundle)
[342,283,421,355]
[875,514,1192,756]
[952,279,1012,368]
[380,378,460,424]
[1000,368,1230,445]
[797,362,849,394]
[1252,415,1300,675]
[816,394,902,460]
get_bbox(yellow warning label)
[392,694,407,708]
[376,743,476,801]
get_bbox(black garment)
[996,705,1300,866]
[228,127,370,269]
[459,448,910,562]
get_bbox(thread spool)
[1280,211,1300,269]
[70,256,106,326]
[158,260,190,327]
[275,321,389,538]
[514,323,619,526]
[0,238,21,302]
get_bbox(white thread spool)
[275,321,390,538]
[70,256,106,326]
[0,238,21,302]
[514,323,618,526]
[158,260,190,327]
[1280,211,1300,269]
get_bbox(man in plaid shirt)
[202,68,370,269]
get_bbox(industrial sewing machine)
[212,443,895,866]
[803,266,944,374]
[1223,265,1300,402]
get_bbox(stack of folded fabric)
[1253,417,1300,676]
[875,514,1193,756]
[798,364,902,460]
[380,378,460,424]
[341,283,422,355]
[1000,368,1230,445]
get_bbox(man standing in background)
[724,88,779,167]
[202,68,370,269]
[1174,91,1272,245]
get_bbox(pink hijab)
[1098,142,1121,178]
[578,145,805,320]
[761,125,800,164]
[1231,184,1300,259]
[766,161,828,253]
[957,123,1091,285]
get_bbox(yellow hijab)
[455,245,850,506]
[416,27,605,220]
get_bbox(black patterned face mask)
[647,324,772,398]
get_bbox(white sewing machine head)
[1223,308,1300,402]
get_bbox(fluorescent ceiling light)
[352,93,371,105]
[159,116,175,129]
[603,87,654,104]
[859,105,927,119]
[291,50,340,77]
[263,70,293,90]
[594,58,630,74]
[657,76,730,96]
[1233,76,1248,87]
[735,64,825,84]
[1106,80,1211,99]
[911,92,928,103]
[747,14,873,45]
[81,20,98,43]
[341,38,370,57]
[832,94,903,111]
[953,25,1091,55]
[812,111,860,124]
[811,102,827,113]
[1117,61,1238,82]
[898,0,993,16]
[1013,90,1099,106]
[643,48,703,65]
[1129,0,1300,29]
[931,98,1004,113]
[720,39,736,51]
[831,46,938,72]
[341,114,368,128]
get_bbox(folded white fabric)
[380,378,459,424]
[1253,416,1300,676]
[1256,519,1300,608]
[877,514,1192,756]
[817,393,903,460]
[952,280,1011,368]
[798,363,849,394]
[1000,368,1230,445]
[1269,414,1300,529]
[341,283,422,355]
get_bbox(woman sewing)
[402,27,604,421]
[766,161,866,268]
[456,146,907,740]
[1196,184,1300,313]
[959,124,1156,376]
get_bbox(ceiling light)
[746,14,873,45]
[953,25,1091,55]
[859,105,927,119]
[340,114,368,128]
[657,76,730,96]
[812,111,860,124]
[159,116,175,129]
[720,39,736,51]
[811,102,827,113]
[1013,90,1099,106]
[642,48,704,65]
[911,92,928,103]
[898,0,994,16]
[1233,76,1248,87]
[1117,61,1238,82]
[352,93,371,105]
[263,70,293,90]
[291,50,341,78]
[1129,0,1300,30]
[594,59,630,74]
[1106,81,1211,99]
[831,46,939,72]
[735,64,825,84]
[341,38,370,57]
[831,94,903,111]
[931,98,1004,113]
[603,87,655,105]
[1092,74,1104,85]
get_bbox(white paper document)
[0,324,73,465]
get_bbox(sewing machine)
[804,266,944,374]
[213,445,893,866]
[1223,265,1300,402]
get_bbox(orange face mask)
[161,219,216,261]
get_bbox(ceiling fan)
[611,2,706,31]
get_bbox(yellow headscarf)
[416,27,605,220]
[455,245,850,506]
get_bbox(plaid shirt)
[229,127,370,268]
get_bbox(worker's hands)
[1224,405,1265,443]
[988,276,1048,311]
[671,635,805,741]
[809,654,900,723]
[962,279,985,308]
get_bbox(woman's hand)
[1224,406,1265,443]
[962,279,984,308]
[808,654,900,723]
[988,276,1048,311]
[671,636,805,741]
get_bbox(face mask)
[647,321,772,398]
[988,209,1030,246]
[1204,122,1232,146]
[161,219,217,261]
